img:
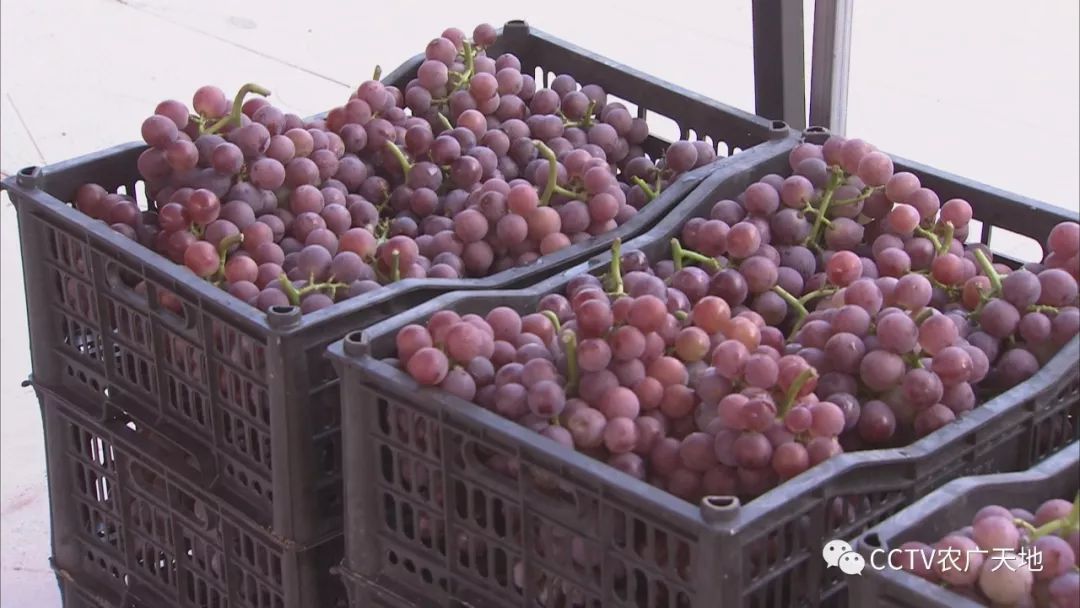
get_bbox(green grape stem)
[385,141,413,178]
[670,238,720,272]
[277,273,302,306]
[912,307,935,324]
[803,166,846,248]
[205,83,271,134]
[914,225,945,255]
[772,285,810,331]
[562,100,597,129]
[973,248,1003,296]
[214,233,244,278]
[631,176,658,201]
[533,140,559,206]
[779,367,817,415]
[606,237,626,297]
[562,330,580,397]
[373,65,383,80]
[436,112,453,132]
[541,310,562,334]
[831,186,881,207]
[390,250,401,283]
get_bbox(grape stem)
[436,112,453,132]
[299,280,348,298]
[277,273,302,306]
[533,140,559,206]
[631,176,658,201]
[205,83,271,135]
[912,307,935,324]
[1016,494,1080,539]
[831,186,881,207]
[779,367,817,416]
[673,310,688,321]
[541,310,562,334]
[561,100,597,129]
[670,238,720,272]
[462,41,475,80]
[552,184,587,201]
[373,65,382,81]
[1028,304,1060,314]
[605,237,626,297]
[214,233,244,279]
[913,225,945,255]
[561,330,580,397]
[385,142,413,178]
[972,248,1003,296]
[803,166,846,248]
[390,250,401,283]
[772,285,810,331]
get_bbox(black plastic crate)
[326,132,1080,608]
[0,21,788,549]
[849,442,1079,608]
[37,385,345,608]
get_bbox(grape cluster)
[69,24,707,315]
[896,496,1079,607]
[393,133,1079,508]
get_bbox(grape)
[603,417,639,454]
[978,553,1032,605]
[1038,269,1078,306]
[980,299,1021,339]
[1033,535,1076,580]
[406,347,450,385]
[184,241,220,277]
[859,350,906,391]
[732,432,772,469]
[972,514,1020,552]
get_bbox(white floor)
[0,1,1076,606]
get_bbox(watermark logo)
[822,538,1044,575]
[822,539,866,575]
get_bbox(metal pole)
[809,0,854,134]
[752,0,807,129]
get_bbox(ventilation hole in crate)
[165,374,211,432]
[107,299,151,350]
[218,367,271,433]
[988,226,1044,263]
[163,332,206,383]
[379,445,395,484]
[77,501,121,549]
[132,539,174,589]
[113,343,157,396]
[645,111,679,144]
[43,222,91,277]
[60,313,105,363]
[129,497,172,547]
[55,270,98,322]
[133,180,149,208]
[221,456,274,507]
[103,260,145,296]
[82,545,125,583]
[965,218,984,244]
[212,320,267,376]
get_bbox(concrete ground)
[0,1,1076,606]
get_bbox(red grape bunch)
[392,131,1078,512]
[896,495,1079,607]
[71,23,711,317]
